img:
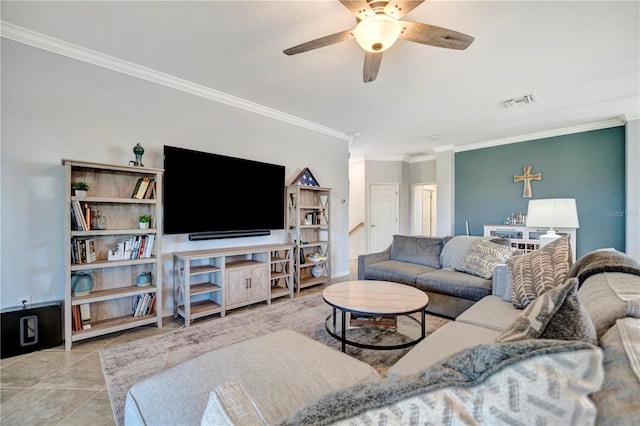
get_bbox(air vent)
[505,93,538,109]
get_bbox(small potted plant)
[72,181,90,197]
[138,214,151,229]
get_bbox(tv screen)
[163,145,285,238]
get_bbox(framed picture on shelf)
[291,167,319,187]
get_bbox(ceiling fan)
[283,0,474,83]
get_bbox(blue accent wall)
[455,127,626,258]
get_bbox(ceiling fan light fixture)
[354,14,401,53]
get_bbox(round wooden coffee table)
[323,280,429,352]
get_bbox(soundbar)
[188,230,271,241]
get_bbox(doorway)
[412,183,437,236]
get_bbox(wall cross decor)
[514,165,542,198]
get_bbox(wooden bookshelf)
[63,159,163,350]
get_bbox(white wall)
[0,39,350,311]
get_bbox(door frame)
[411,182,437,236]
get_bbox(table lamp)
[526,198,579,247]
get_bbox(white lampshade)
[526,198,579,247]
[354,14,402,53]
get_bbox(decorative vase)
[75,190,87,197]
[135,272,152,287]
[71,272,93,296]
[139,222,149,229]
[91,210,107,230]
[311,265,323,278]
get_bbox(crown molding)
[407,154,436,163]
[432,145,456,153]
[0,21,351,142]
[454,117,627,153]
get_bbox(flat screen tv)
[163,145,286,239]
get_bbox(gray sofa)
[124,249,640,425]
[358,234,513,317]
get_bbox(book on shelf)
[143,234,155,258]
[132,295,141,316]
[70,239,79,264]
[76,239,87,263]
[70,203,83,231]
[132,177,151,199]
[349,313,397,329]
[84,203,91,231]
[71,306,78,331]
[71,201,88,231]
[133,293,154,317]
[137,237,146,259]
[85,239,97,263]
[138,294,148,316]
[146,294,156,315]
[143,179,156,199]
[79,303,91,329]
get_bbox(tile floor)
[0,264,355,425]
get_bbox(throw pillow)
[509,234,571,309]
[277,340,603,426]
[455,239,514,279]
[496,277,597,344]
[390,235,442,268]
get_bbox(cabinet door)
[247,264,269,301]
[226,269,249,306]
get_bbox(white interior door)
[369,183,399,252]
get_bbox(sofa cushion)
[363,260,435,285]
[415,269,492,301]
[279,340,603,426]
[388,322,501,377]
[455,295,521,331]
[124,330,380,426]
[496,277,597,344]
[590,318,640,425]
[578,271,640,340]
[455,239,514,279]
[390,235,442,268]
[508,235,571,308]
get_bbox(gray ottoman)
[124,329,381,425]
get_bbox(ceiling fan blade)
[339,0,375,20]
[283,29,355,55]
[384,0,425,19]
[399,21,474,50]
[363,51,383,83]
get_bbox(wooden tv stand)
[172,243,294,326]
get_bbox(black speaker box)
[1,301,62,359]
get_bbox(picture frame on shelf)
[291,167,319,187]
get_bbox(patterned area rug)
[99,290,450,425]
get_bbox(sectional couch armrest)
[492,264,509,299]
[201,382,267,426]
[357,245,392,280]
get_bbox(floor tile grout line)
[54,388,104,426]
[0,388,29,405]
[37,349,98,386]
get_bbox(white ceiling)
[2,1,639,161]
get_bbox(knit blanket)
[278,339,600,426]
[567,249,640,286]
